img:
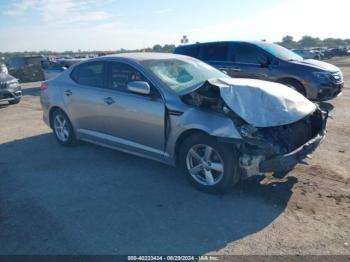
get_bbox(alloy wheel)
[186,144,224,186]
[54,114,69,142]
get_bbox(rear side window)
[201,43,229,61]
[175,45,199,58]
[71,62,105,88]
[233,43,262,64]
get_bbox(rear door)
[63,61,110,134]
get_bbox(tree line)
[278,35,350,49]
[0,44,176,59]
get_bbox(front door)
[227,43,272,81]
[101,61,165,155]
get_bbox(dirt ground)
[0,57,349,255]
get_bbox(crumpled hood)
[209,78,316,128]
[291,59,340,72]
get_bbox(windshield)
[141,58,227,93]
[257,42,303,61]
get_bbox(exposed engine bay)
[181,81,225,113]
[181,80,326,177]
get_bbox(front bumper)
[306,80,344,101]
[259,110,328,173]
[0,86,22,102]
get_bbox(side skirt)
[77,129,176,166]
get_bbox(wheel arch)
[277,77,303,85]
[173,128,240,166]
[174,129,209,165]
[276,77,308,96]
[48,106,69,129]
[277,77,306,95]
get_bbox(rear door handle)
[64,90,72,96]
[103,97,115,105]
[232,67,241,72]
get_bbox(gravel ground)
[0,57,349,255]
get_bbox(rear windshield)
[8,57,25,68]
[25,57,43,65]
[8,57,42,68]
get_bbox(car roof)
[88,52,191,63]
[175,40,267,48]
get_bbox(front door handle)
[64,90,72,96]
[232,67,241,72]
[103,97,115,105]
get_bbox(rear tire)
[278,79,306,97]
[51,109,77,147]
[179,133,240,194]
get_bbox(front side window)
[142,57,227,93]
[201,43,229,61]
[109,62,149,92]
[257,42,303,61]
[72,62,105,88]
[233,44,262,64]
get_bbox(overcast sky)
[0,0,349,52]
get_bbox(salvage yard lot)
[0,57,349,255]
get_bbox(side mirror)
[257,54,270,67]
[127,81,151,95]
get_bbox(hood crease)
[209,78,316,127]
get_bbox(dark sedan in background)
[175,41,344,101]
[7,56,45,82]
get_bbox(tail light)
[40,82,48,90]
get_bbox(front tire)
[52,109,77,146]
[179,133,240,194]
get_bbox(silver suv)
[40,53,327,193]
[0,72,21,105]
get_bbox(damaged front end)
[237,108,327,177]
[181,78,328,177]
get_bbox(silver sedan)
[40,53,327,193]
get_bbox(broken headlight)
[239,124,259,139]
